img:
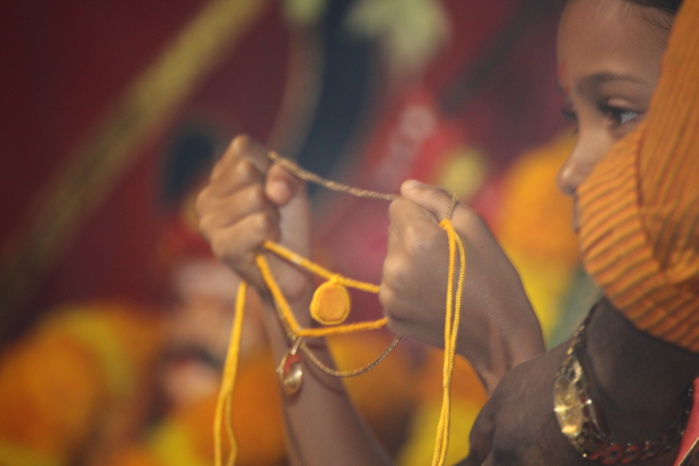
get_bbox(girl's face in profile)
[555,0,672,231]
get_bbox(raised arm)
[196,136,392,465]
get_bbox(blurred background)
[0,0,599,464]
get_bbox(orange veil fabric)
[578,0,699,351]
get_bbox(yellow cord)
[255,249,387,338]
[213,153,466,466]
[260,220,464,466]
[262,241,380,293]
[432,219,466,466]
[215,222,465,466]
[214,281,247,466]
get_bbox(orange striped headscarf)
[578,0,699,351]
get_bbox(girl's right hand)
[381,180,545,393]
[196,135,313,305]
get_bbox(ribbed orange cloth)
[578,0,699,351]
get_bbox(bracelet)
[553,305,694,464]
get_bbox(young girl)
[196,0,699,464]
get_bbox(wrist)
[586,299,699,436]
[459,302,544,394]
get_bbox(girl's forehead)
[557,0,666,87]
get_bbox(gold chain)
[268,151,398,201]
[271,291,402,378]
[299,335,402,377]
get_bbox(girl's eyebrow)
[576,72,649,96]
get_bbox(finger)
[384,197,449,288]
[266,160,306,206]
[201,157,258,202]
[211,138,305,208]
[205,151,267,202]
[198,182,280,236]
[211,135,271,182]
[388,197,442,237]
[196,157,273,227]
[377,281,416,324]
[400,179,455,221]
[207,211,281,287]
[388,197,448,261]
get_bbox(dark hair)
[559,0,682,16]
[626,0,681,15]
[623,0,681,32]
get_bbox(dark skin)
[463,0,699,463]
[463,299,699,465]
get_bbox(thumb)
[400,180,456,221]
[266,160,306,206]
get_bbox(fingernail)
[232,134,249,153]
[268,180,292,202]
[403,179,425,190]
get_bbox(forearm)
[260,294,392,466]
[583,299,699,451]
[455,283,545,395]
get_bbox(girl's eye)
[560,107,578,122]
[600,105,640,126]
[560,107,579,134]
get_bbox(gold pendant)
[277,339,303,396]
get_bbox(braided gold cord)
[299,335,402,378]
[268,151,398,201]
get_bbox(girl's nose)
[556,153,584,196]
[556,132,608,197]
